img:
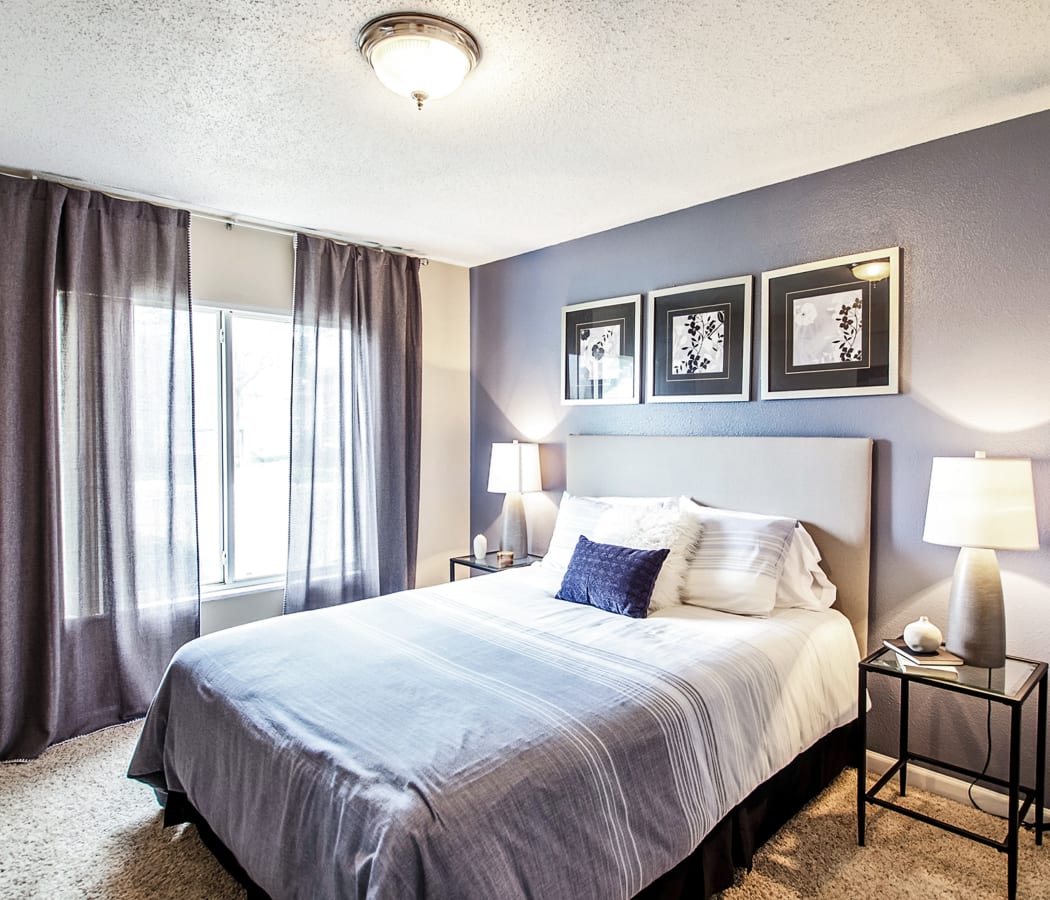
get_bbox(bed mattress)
[129,567,859,899]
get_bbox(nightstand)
[858,646,1047,899]
[449,552,542,581]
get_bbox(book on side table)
[889,656,959,681]
[882,636,964,666]
[882,636,963,679]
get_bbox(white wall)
[189,216,470,632]
[417,261,471,586]
[200,587,285,633]
[191,216,294,312]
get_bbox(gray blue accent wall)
[470,109,1050,781]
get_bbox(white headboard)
[566,435,873,652]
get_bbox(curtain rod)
[0,166,428,263]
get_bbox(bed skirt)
[158,719,857,900]
[640,719,857,899]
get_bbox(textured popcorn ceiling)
[2,1,1050,265]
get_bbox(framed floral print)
[561,294,641,405]
[760,247,900,400]
[646,275,752,403]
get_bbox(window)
[193,308,292,589]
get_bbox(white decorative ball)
[903,615,942,653]
[473,534,488,559]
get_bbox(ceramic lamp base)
[945,547,1006,668]
[500,492,528,560]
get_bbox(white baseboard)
[866,750,1043,825]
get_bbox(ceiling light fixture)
[850,259,891,282]
[357,13,481,111]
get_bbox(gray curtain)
[286,236,422,612]
[0,177,198,761]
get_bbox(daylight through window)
[193,308,291,588]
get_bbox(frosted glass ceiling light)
[358,13,481,110]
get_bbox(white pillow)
[540,494,677,576]
[679,497,796,616]
[775,523,838,610]
[592,504,704,612]
[594,496,677,507]
[540,493,611,577]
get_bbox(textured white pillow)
[775,524,838,610]
[679,497,797,616]
[593,504,704,611]
[540,494,678,576]
[539,493,611,577]
[594,496,677,507]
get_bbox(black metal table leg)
[899,677,909,796]
[1037,672,1047,847]
[858,665,867,846]
[449,560,456,581]
[1008,703,1022,900]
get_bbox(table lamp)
[922,452,1039,668]
[487,440,541,559]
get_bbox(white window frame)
[197,305,291,595]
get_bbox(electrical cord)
[964,668,1038,831]
[967,694,993,814]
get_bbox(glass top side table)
[858,646,1047,900]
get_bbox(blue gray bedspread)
[129,569,857,899]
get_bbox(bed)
[129,434,873,899]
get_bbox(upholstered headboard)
[565,435,873,652]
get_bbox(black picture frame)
[761,247,900,399]
[646,276,752,403]
[561,294,641,405]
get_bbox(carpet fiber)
[1,722,1046,898]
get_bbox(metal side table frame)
[858,647,1047,899]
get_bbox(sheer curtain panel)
[286,236,422,612]
[0,178,198,761]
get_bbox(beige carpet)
[1,722,1046,899]
[0,723,242,899]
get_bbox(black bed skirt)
[160,719,857,900]
[639,719,857,899]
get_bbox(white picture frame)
[760,246,900,400]
[561,294,641,405]
[646,275,752,403]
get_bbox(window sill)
[201,579,285,603]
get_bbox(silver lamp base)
[500,491,528,560]
[945,546,1006,669]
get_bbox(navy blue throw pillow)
[556,535,670,619]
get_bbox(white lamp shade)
[487,442,541,494]
[370,35,471,102]
[923,455,1039,550]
